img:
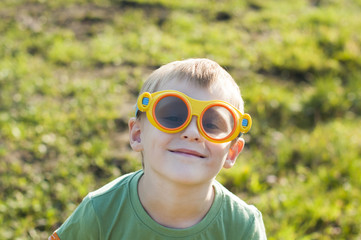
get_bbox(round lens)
[202,106,235,139]
[154,96,189,130]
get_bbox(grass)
[1,0,361,239]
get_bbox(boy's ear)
[129,117,143,152]
[223,138,245,169]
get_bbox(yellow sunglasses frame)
[136,90,252,143]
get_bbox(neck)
[138,171,215,229]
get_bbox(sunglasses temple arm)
[135,106,139,117]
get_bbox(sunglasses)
[136,90,252,143]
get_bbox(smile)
[169,149,206,158]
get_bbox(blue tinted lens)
[155,96,188,129]
[202,106,234,139]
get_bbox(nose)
[180,117,203,142]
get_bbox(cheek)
[207,142,231,161]
[205,143,231,175]
[141,126,172,151]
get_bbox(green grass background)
[1,0,361,239]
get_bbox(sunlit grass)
[1,0,361,239]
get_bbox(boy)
[49,58,266,239]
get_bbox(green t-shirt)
[54,170,266,239]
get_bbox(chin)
[167,169,213,186]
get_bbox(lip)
[169,148,206,158]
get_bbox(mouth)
[169,149,206,158]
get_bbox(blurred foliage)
[1,0,361,239]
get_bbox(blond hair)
[139,58,244,113]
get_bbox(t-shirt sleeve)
[52,195,100,240]
[243,209,267,240]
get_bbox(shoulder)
[88,170,138,199]
[55,191,100,239]
[215,181,261,218]
[214,181,267,239]
[87,170,142,218]
[55,171,143,239]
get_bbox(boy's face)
[129,78,243,186]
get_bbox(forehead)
[158,78,231,103]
